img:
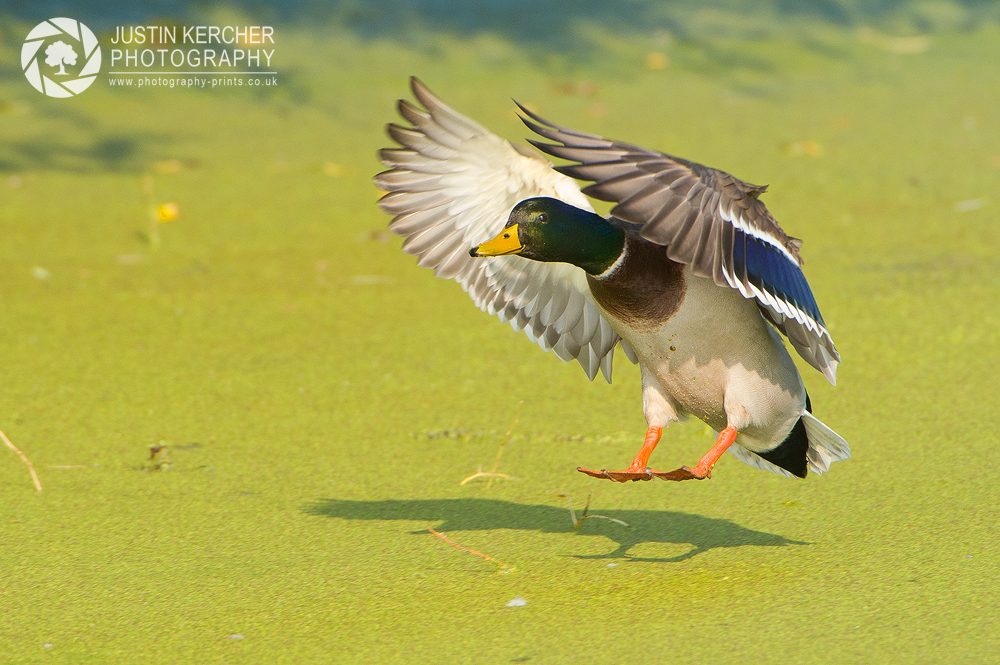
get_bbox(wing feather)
[519,105,840,384]
[377,78,622,382]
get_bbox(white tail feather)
[729,444,793,478]
[801,412,851,475]
[727,413,851,477]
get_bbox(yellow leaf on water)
[157,202,179,222]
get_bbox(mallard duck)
[375,78,850,482]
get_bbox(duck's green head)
[469,197,625,275]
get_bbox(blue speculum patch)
[733,227,824,327]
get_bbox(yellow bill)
[470,224,522,257]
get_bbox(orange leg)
[578,425,738,483]
[578,425,665,482]
[680,425,737,479]
[625,426,662,472]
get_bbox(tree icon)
[45,40,77,76]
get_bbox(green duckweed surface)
[1,8,999,663]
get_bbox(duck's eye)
[503,233,510,239]
[537,213,548,222]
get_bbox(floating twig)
[459,468,516,485]
[427,527,515,573]
[460,400,523,487]
[1,428,42,491]
[559,494,630,530]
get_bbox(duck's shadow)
[304,498,807,562]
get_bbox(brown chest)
[586,238,687,329]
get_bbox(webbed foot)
[576,466,707,482]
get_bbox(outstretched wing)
[519,105,840,385]
[375,78,624,382]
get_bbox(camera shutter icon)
[22,18,102,97]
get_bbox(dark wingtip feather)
[515,102,603,141]
[520,117,567,144]
[526,138,564,162]
[513,100,554,127]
